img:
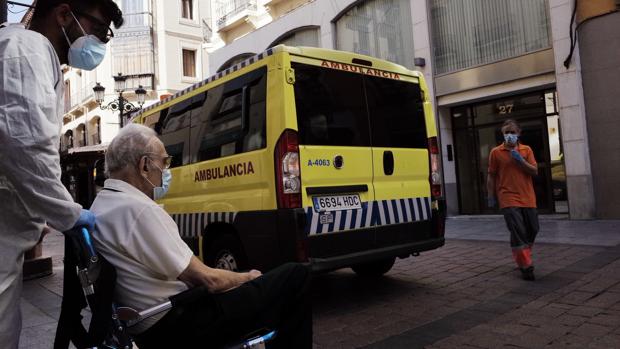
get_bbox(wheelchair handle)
[80,227,96,258]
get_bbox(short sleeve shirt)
[90,179,193,333]
[488,143,537,209]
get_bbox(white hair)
[105,124,159,176]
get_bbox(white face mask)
[143,160,172,200]
[504,133,519,146]
[61,12,107,70]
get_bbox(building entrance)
[452,91,567,214]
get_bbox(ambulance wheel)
[204,234,248,272]
[351,257,395,276]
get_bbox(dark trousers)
[134,263,312,349]
[502,207,539,268]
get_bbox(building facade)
[206,0,620,219]
[61,0,213,152]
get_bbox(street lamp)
[93,73,148,127]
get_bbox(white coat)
[0,24,81,349]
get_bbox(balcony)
[264,0,310,18]
[111,11,155,82]
[65,84,96,114]
[216,0,258,32]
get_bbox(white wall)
[154,0,210,92]
[549,0,595,219]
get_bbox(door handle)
[383,151,394,175]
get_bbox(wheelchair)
[53,227,276,349]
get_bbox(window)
[153,97,193,168]
[182,49,197,78]
[181,0,193,20]
[271,27,320,48]
[112,0,153,82]
[120,0,147,27]
[292,63,371,147]
[430,0,551,74]
[293,62,427,148]
[335,0,414,68]
[64,81,71,113]
[364,76,427,148]
[191,67,267,162]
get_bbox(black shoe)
[520,267,535,281]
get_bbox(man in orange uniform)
[487,119,539,280]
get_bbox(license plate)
[312,194,362,212]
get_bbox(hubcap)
[215,250,238,271]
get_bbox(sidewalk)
[18,216,620,348]
[446,215,620,247]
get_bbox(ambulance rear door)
[291,60,376,257]
[364,75,432,246]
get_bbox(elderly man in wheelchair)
[56,124,312,349]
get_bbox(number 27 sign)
[498,104,514,114]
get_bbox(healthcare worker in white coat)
[0,1,123,347]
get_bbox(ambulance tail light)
[428,136,442,199]
[275,129,302,209]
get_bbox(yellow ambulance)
[133,45,446,275]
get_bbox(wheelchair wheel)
[204,234,248,272]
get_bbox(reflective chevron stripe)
[170,212,238,238]
[304,197,432,235]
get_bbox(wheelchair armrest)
[117,286,209,327]
[169,285,208,306]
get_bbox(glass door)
[453,91,559,214]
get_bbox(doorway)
[452,91,567,214]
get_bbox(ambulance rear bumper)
[309,237,445,272]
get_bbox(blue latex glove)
[487,196,496,208]
[511,149,524,163]
[74,209,96,230]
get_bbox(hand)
[73,209,96,230]
[208,268,262,293]
[247,269,262,280]
[38,226,52,244]
[511,149,524,163]
[487,196,496,208]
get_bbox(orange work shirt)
[488,143,537,209]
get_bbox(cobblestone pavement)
[19,217,620,349]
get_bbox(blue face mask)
[61,12,107,70]
[154,168,172,200]
[144,160,172,200]
[504,133,519,145]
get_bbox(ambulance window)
[364,76,427,148]
[193,67,267,162]
[292,63,370,147]
[156,97,192,167]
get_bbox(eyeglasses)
[144,153,173,169]
[75,11,114,43]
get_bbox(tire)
[203,234,248,271]
[351,257,396,277]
